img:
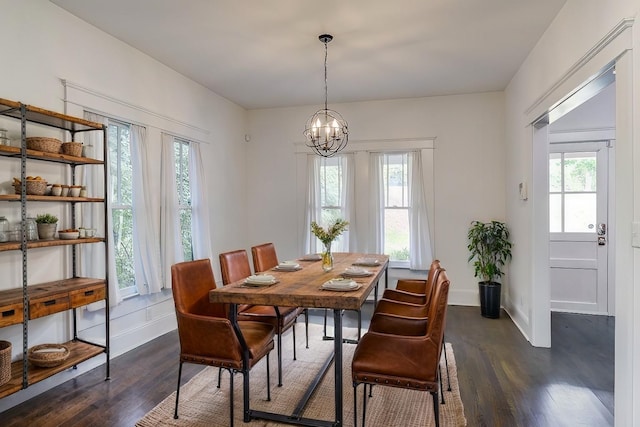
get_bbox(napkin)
[246,274,275,283]
[322,278,358,290]
[277,261,301,270]
[343,267,371,276]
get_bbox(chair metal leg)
[266,353,271,401]
[173,361,183,419]
[431,391,440,427]
[368,383,373,397]
[439,365,445,404]
[362,382,368,427]
[323,308,328,338]
[229,369,235,427]
[442,340,451,391]
[352,383,358,427]
[277,332,283,387]
[217,367,222,388]
[293,322,297,361]
[305,308,309,348]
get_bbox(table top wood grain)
[209,252,388,310]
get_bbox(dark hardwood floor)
[0,305,614,427]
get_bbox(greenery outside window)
[174,138,193,261]
[108,120,136,297]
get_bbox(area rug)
[137,324,467,427]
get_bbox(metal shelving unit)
[0,97,110,398]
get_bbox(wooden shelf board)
[0,340,105,399]
[0,145,103,165]
[0,194,104,203]
[0,98,104,132]
[0,238,105,252]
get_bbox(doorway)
[548,141,612,314]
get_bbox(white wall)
[0,0,248,409]
[246,92,506,305]
[504,0,640,425]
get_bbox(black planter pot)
[479,281,501,318]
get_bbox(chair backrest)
[171,259,228,318]
[423,259,442,305]
[220,249,252,285]
[425,269,450,349]
[251,243,279,273]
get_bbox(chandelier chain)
[324,39,328,111]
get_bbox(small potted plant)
[467,220,512,318]
[35,213,58,240]
[311,219,349,272]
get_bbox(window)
[311,155,350,253]
[319,156,344,224]
[174,138,193,261]
[381,153,410,262]
[108,120,136,295]
[549,152,597,233]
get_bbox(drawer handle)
[2,309,15,317]
[44,300,56,306]
[84,290,95,296]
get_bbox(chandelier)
[304,34,348,157]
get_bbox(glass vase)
[322,242,334,272]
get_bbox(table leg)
[333,309,343,425]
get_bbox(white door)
[549,141,609,314]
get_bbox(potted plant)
[311,218,349,271]
[35,213,58,240]
[467,220,512,318]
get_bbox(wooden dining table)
[209,252,389,427]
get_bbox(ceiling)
[51,0,567,110]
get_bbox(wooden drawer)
[0,302,23,327]
[69,285,105,308]
[29,292,70,319]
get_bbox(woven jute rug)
[137,324,467,427]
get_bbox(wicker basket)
[0,340,11,386]
[13,179,48,196]
[26,137,62,154]
[61,142,83,157]
[28,344,70,368]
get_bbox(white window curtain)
[160,133,184,288]
[407,151,433,270]
[303,154,355,254]
[189,141,214,262]
[369,153,385,254]
[303,154,321,255]
[80,112,121,306]
[130,125,163,294]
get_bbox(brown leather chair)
[352,270,451,427]
[372,263,451,392]
[171,259,275,426]
[223,245,307,387]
